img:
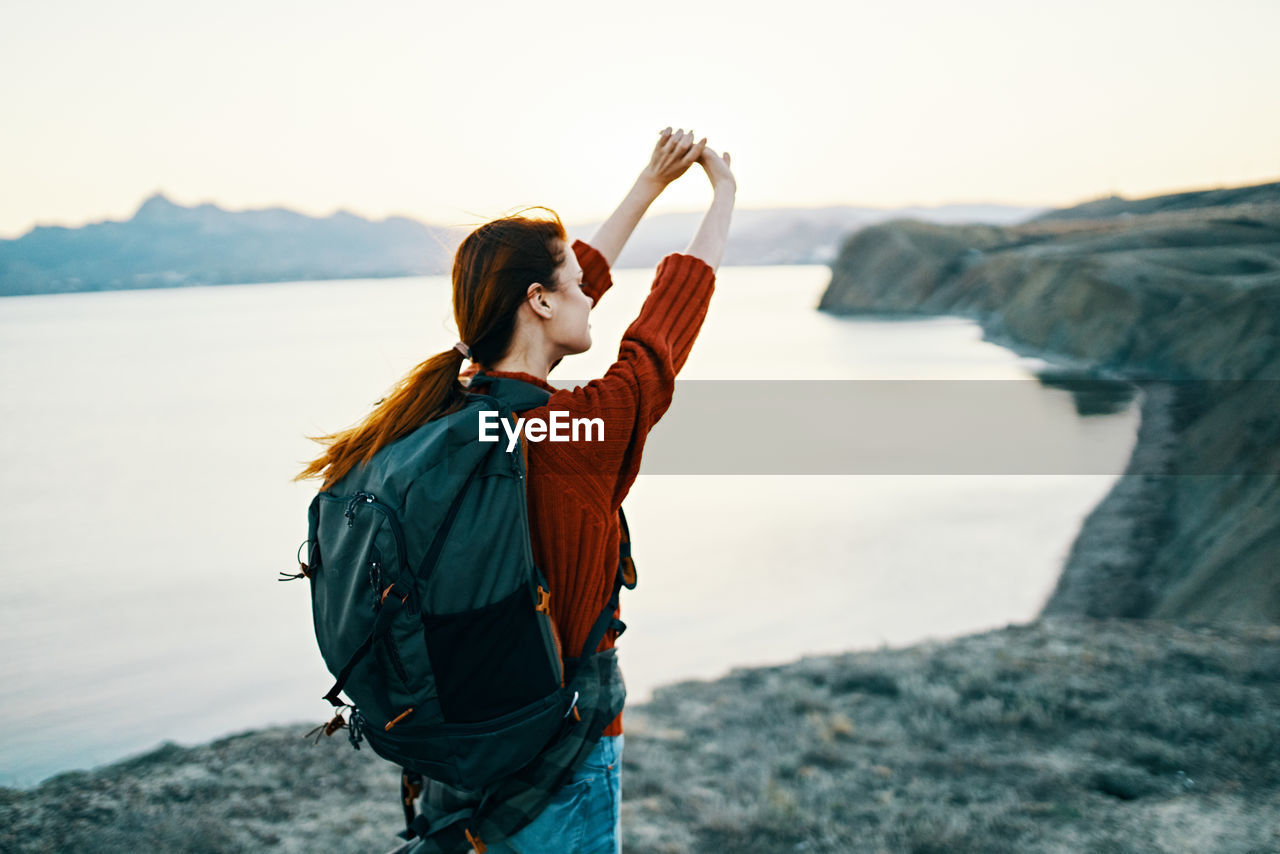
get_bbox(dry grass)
[2,618,1277,853]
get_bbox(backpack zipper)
[340,491,409,576]
[340,498,413,683]
[511,425,560,686]
[508,434,539,597]
[342,494,414,683]
[368,549,383,608]
[382,635,411,685]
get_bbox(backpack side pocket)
[421,583,561,723]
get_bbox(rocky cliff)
[819,182,1280,622]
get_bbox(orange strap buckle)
[401,771,423,806]
[535,585,551,614]
[380,584,410,606]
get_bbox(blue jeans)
[482,735,623,854]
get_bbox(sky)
[1,0,1277,238]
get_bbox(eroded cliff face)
[820,194,1280,623]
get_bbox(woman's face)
[543,239,594,355]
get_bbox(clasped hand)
[640,127,733,191]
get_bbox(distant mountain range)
[587,202,1047,269]
[0,195,454,297]
[0,193,1048,296]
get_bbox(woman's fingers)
[646,126,722,187]
[658,127,700,155]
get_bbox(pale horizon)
[5,188,1070,239]
[6,176,1279,242]
[2,0,1277,240]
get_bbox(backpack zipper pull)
[348,709,367,750]
[345,492,377,526]
[368,557,382,602]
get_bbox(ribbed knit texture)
[461,239,716,736]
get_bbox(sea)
[0,262,1139,787]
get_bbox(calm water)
[0,263,1137,787]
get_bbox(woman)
[300,127,735,853]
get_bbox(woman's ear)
[527,283,553,317]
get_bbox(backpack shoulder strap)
[467,369,553,411]
[564,506,638,685]
[469,369,637,681]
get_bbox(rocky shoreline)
[820,185,1280,623]
[3,618,1277,853]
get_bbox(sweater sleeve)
[546,252,716,510]
[572,239,614,307]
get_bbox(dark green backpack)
[287,370,634,792]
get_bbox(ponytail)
[295,347,473,490]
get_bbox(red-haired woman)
[300,128,735,853]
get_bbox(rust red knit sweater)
[460,239,716,736]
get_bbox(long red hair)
[296,206,569,490]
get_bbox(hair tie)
[453,341,473,360]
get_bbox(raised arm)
[547,250,716,511]
[562,147,735,505]
[683,147,736,272]
[587,128,707,267]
